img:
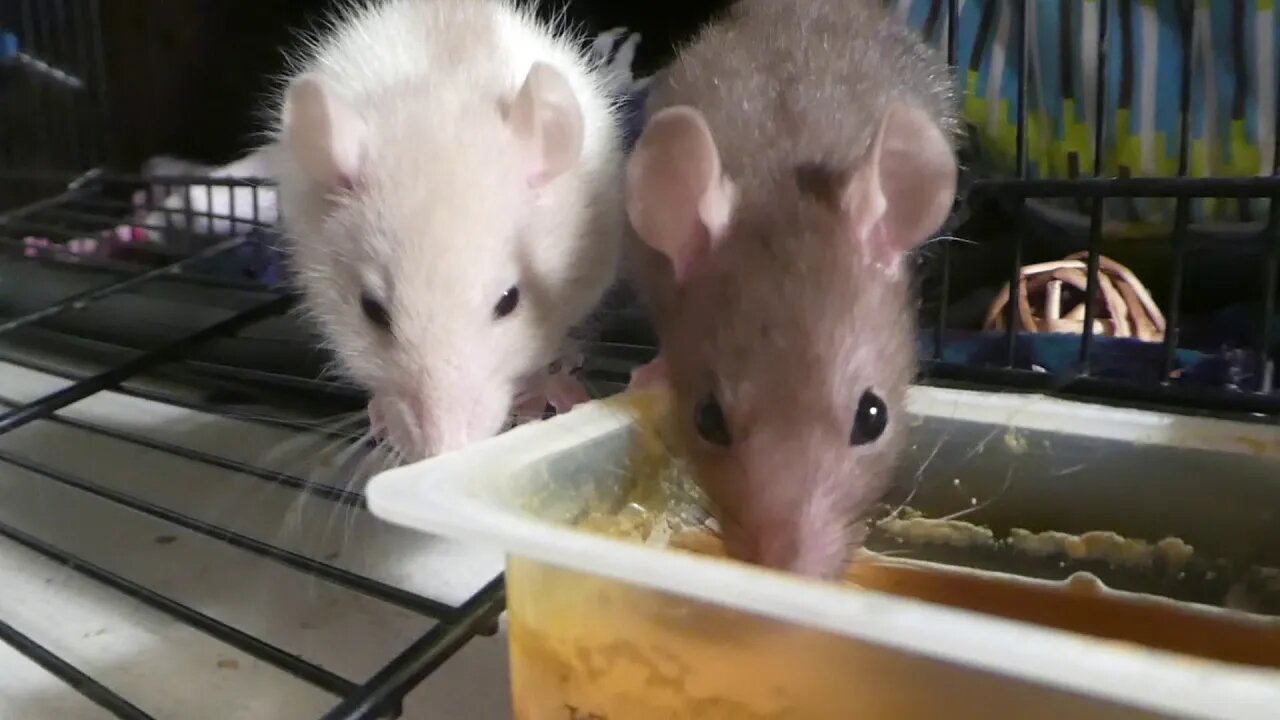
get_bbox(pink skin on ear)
[507,61,585,189]
[625,105,735,284]
[840,102,957,268]
[282,73,367,191]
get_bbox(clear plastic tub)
[365,386,1280,720]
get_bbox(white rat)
[272,0,625,460]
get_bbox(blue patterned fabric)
[885,0,1278,237]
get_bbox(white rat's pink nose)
[367,392,487,461]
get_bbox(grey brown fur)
[630,0,958,576]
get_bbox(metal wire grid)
[918,0,1280,421]
[0,175,507,720]
[0,0,110,176]
[0,0,1278,717]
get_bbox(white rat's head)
[276,61,621,461]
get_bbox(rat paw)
[544,374,591,412]
[629,355,669,390]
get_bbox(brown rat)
[624,0,959,579]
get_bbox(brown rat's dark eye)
[850,390,887,446]
[361,293,391,332]
[494,285,520,319]
[694,393,732,446]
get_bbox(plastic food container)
[365,386,1280,720]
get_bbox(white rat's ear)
[507,62,584,187]
[840,102,956,268]
[625,105,735,283]
[282,73,367,190]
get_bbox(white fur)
[272,0,624,459]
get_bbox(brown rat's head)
[626,103,957,578]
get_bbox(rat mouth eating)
[365,351,593,463]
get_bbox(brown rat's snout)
[721,505,854,580]
[708,436,866,580]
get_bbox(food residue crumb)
[1008,529,1195,570]
[216,659,239,670]
[153,535,177,545]
[1064,571,1107,596]
[876,516,998,549]
[1003,428,1028,454]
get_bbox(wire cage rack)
[0,0,1277,718]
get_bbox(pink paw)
[629,355,670,390]
[510,390,551,425]
[544,373,591,413]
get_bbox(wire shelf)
[1,0,1278,717]
[0,171,510,718]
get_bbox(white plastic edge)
[366,386,1280,720]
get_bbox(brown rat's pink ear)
[282,73,367,190]
[841,102,957,268]
[625,106,735,283]
[507,62,584,187]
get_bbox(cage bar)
[1077,0,1110,371]
[0,519,359,697]
[1160,0,1197,383]
[318,576,506,720]
[0,615,154,720]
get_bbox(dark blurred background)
[98,0,732,170]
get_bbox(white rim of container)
[366,385,1280,720]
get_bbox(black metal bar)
[1078,0,1110,372]
[0,349,357,437]
[0,450,458,620]
[50,0,78,167]
[0,214,117,240]
[1256,50,1280,393]
[0,170,272,187]
[72,196,264,228]
[1160,0,1196,382]
[0,187,83,223]
[0,616,155,720]
[23,0,49,167]
[921,361,1280,420]
[318,576,507,720]
[968,175,1280,198]
[0,392,365,507]
[1014,0,1029,177]
[933,0,958,362]
[87,0,109,163]
[0,236,249,337]
[0,295,292,437]
[0,238,271,294]
[72,0,96,166]
[0,519,359,698]
[1003,0,1031,368]
[38,205,267,235]
[1002,229,1023,367]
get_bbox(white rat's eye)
[849,390,887,446]
[360,293,391,331]
[493,285,520,319]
